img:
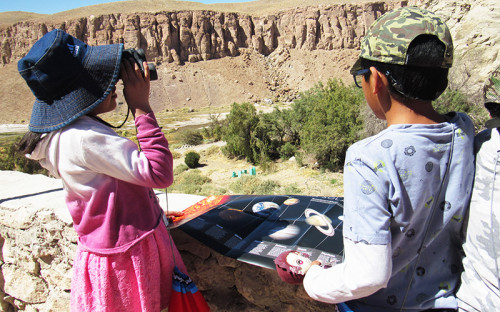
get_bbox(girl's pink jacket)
[30,113,173,254]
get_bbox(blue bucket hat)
[18,29,123,133]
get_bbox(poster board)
[169,195,345,270]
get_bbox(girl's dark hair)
[361,34,449,101]
[17,131,44,154]
[17,114,114,155]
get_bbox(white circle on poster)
[268,224,301,240]
[304,208,335,236]
[252,201,280,217]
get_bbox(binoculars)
[122,48,158,81]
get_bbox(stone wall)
[0,171,333,311]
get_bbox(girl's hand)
[120,58,152,117]
[165,211,185,223]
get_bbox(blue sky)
[0,0,253,14]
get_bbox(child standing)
[302,7,475,311]
[456,66,500,311]
[17,29,187,311]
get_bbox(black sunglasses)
[353,68,370,88]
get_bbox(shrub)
[222,103,299,164]
[202,113,226,141]
[0,142,48,175]
[169,170,212,194]
[434,88,489,132]
[298,79,364,170]
[184,151,201,168]
[181,129,204,146]
[203,145,221,157]
[282,183,302,195]
[229,176,280,194]
[279,142,296,160]
[171,150,182,159]
[173,164,189,175]
[434,88,473,114]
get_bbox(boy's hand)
[120,58,152,117]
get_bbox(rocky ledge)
[0,171,333,311]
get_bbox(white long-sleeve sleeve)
[303,238,392,304]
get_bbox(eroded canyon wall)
[0,2,397,65]
[0,0,498,116]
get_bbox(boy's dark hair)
[361,34,449,101]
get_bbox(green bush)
[184,151,201,168]
[434,88,489,131]
[297,79,364,170]
[169,170,212,194]
[279,142,296,160]
[222,103,303,164]
[229,176,280,194]
[202,114,226,141]
[0,141,48,175]
[181,129,204,146]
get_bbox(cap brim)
[350,58,363,75]
[485,118,500,129]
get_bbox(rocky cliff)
[1,0,497,124]
[0,1,401,120]
[0,2,394,65]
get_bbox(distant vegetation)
[219,79,365,170]
[0,79,487,180]
[201,80,489,171]
[184,151,201,168]
[0,135,47,175]
[434,89,489,131]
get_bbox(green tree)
[202,113,226,141]
[299,79,364,170]
[222,102,260,163]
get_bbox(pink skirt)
[70,225,187,312]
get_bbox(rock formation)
[423,0,500,100]
[0,3,395,65]
[0,0,498,123]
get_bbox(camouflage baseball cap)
[351,6,453,73]
[484,65,500,128]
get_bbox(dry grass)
[171,144,344,197]
[0,12,46,27]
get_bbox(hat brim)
[29,43,123,133]
[350,58,363,75]
[485,117,500,129]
